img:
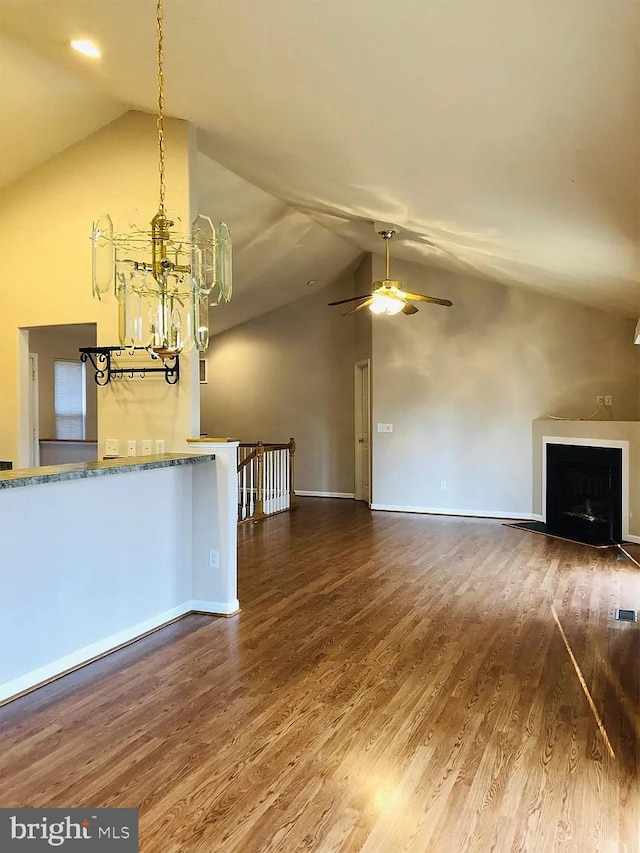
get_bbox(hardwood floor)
[1,499,638,852]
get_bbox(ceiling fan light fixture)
[327,227,452,316]
[370,292,403,315]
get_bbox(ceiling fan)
[328,229,453,316]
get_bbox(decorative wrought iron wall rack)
[79,347,180,386]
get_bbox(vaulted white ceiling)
[1,0,639,319]
[197,152,358,333]
[0,31,124,189]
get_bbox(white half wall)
[187,440,239,612]
[0,455,238,703]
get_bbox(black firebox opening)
[546,444,622,546]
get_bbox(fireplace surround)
[537,432,633,546]
[530,421,639,545]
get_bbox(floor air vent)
[614,608,638,623]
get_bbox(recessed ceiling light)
[70,39,101,58]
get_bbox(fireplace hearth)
[545,443,622,546]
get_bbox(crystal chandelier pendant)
[191,294,210,353]
[117,274,143,350]
[214,221,233,305]
[191,214,215,293]
[92,214,114,301]
[90,0,232,359]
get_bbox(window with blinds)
[54,360,86,440]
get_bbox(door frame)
[354,359,371,503]
[17,329,31,468]
[28,352,40,467]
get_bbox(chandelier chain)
[156,0,166,215]
[90,0,232,358]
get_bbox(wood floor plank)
[1,499,638,851]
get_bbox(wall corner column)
[186,439,239,615]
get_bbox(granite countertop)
[0,453,215,490]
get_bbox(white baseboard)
[0,599,240,705]
[190,598,240,616]
[296,490,355,499]
[624,534,640,544]
[370,504,542,521]
[0,602,193,704]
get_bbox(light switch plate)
[141,440,153,455]
[105,439,119,456]
[155,440,165,454]
[377,423,393,433]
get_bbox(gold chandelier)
[91,0,232,358]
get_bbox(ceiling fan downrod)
[379,229,396,280]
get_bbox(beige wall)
[201,273,357,494]
[354,254,372,364]
[371,257,640,514]
[0,111,199,465]
[28,324,97,440]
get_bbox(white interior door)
[28,353,40,467]
[355,360,371,503]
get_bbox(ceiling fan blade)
[401,300,419,315]
[328,294,371,306]
[401,291,453,307]
[344,298,374,316]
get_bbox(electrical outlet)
[377,423,393,433]
[597,396,604,406]
[105,439,119,456]
[141,440,152,455]
[209,550,220,569]
[604,395,612,407]
[127,440,137,456]
[155,440,165,454]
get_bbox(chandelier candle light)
[91,0,232,358]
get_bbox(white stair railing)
[237,438,296,523]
